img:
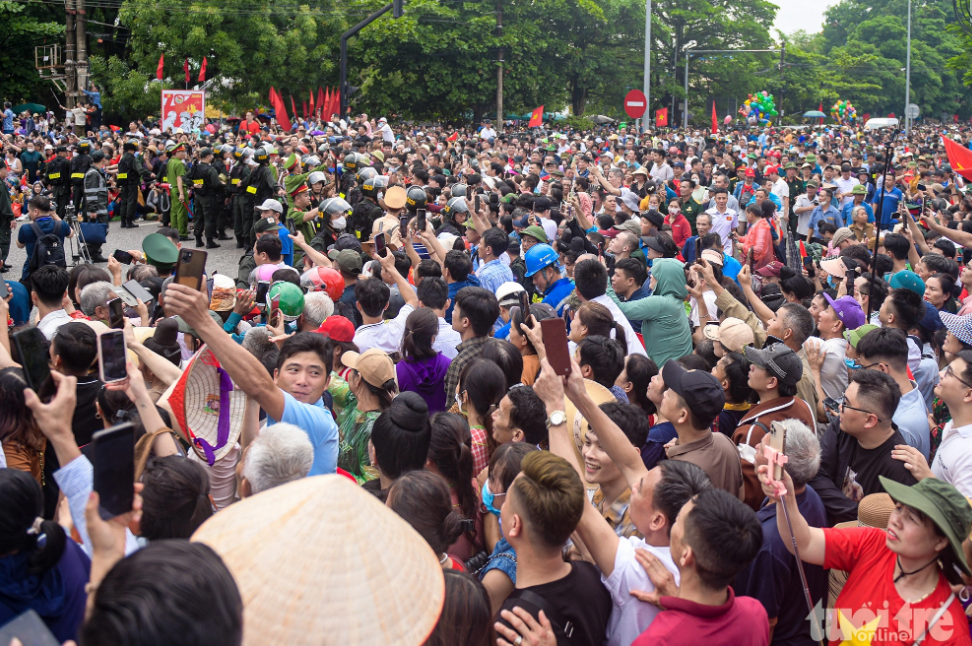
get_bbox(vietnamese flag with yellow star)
[943,135,972,181]
[528,106,543,127]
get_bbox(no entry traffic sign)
[624,89,647,119]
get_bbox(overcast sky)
[773,0,833,37]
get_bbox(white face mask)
[332,216,347,230]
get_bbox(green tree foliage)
[0,1,63,104]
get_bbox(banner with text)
[161,90,206,133]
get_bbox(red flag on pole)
[302,100,308,120]
[447,131,458,142]
[322,88,331,119]
[156,54,164,81]
[198,57,207,83]
[942,135,972,181]
[711,100,717,135]
[318,87,325,118]
[308,90,314,118]
[528,106,544,128]
[655,108,668,128]
[183,59,190,85]
[818,101,824,124]
[270,88,291,132]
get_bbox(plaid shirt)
[592,487,641,539]
[470,426,489,475]
[444,335,491,405]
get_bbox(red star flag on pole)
[711,101,718,135]
[156,54,164,81]
[528,106,544,128]
[943,135,972,181]
[198,56,207,83]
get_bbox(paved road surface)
[4,219,244,284]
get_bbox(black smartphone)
[122,279,154,304]
[255,281,270,306]
[562,305,571,323]
[112,249,134,265]
[400,214,409,238]
[416,208,427,233]
[0,278,9,300]
[98,329,128,384]
[823,397,842,413]
[286,218,297,236]
[606,253,616,273]
[207,277,215,300]
[0,609,60,646]
[375,231,387,258]
[519,291,533,328]
[475,194,481,213]
[12,328,50,393]
[92,422,135,520]
[107,297,124,329]
[174,248,207,291]
[540,318,571,376]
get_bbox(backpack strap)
[30,222,43,241]
[511,589,575,643]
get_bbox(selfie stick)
[866,130,900,320]
[763,445,825,646]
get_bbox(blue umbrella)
[803,110,826,118]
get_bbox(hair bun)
[153,317,180,347]
[389,391,429,432]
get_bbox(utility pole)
[779,41,786,125]
[642,0,651,133]
[76,0,88,99]
[65,0,77,109]
[340,0,403,117]
[683,51,689,128]
[496,0,503,125]
[905,0,912,136]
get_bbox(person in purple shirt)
[396,308,451,413]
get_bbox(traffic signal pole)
[340,0,403,117]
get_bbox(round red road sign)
[624,89,647,119]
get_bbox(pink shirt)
[631,587,769,646]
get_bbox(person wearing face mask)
[336,348,398,483]
[19,140,43,184]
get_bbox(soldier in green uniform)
[142,232,179,279]
[46,146,72,221]
[229,147,251,249]
[166,143,190,241]
[189,148,225,249]
[0,163,14,270]
[115,141,141,229]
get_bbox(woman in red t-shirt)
[759,467,972,646]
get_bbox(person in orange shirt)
[734,202,775,271]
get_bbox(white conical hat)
[191,475,445,646]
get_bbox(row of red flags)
[268,87,341,131]
[155,54,207,84]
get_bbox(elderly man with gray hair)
[733,420,828,645]
[297,291,334,331]
[79,280,118,321]
[239,423,315,497]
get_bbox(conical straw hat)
[565,378,616,495]
[191,474,445,646]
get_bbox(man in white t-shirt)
[704,187,738,255]
[538,367,709,646]
[793,181,819,237]
[767,166,790,216]
[479,122,497,140]
[375,117,394,143]
[833,163,860,209]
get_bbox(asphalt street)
[4,218,244,284]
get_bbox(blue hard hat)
[524,243,559,277]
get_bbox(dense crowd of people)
[6,106,972,646]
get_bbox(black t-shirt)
[73,374,105,447]
[497,561,611,646]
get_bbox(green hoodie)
[608,257,692,366]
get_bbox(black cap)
[91,150,105,162]
[644,235,677,258]
[253,218,277,234]
[641,209,664,229]
[744,344,803,387]
[661,361,725,424]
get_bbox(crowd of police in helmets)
[11,110,972,646]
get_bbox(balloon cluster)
[830,100,858,124]
[738,91,778,124]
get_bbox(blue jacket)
[541,277,574,316]
[445,274,482,323]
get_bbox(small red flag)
[447,131,458,142]
[711,101,717,135]
[198,56,207,83]
[308,89,315,117]
[862,113,870,122]
[156,54,164,81]
[184,58,190,85]
[270,87,291,132]
[528,106,544,128]
[655,108,668,128]
[303,100,308,120]
[318,87,325,118]
[943,136,972,181]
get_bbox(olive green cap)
[143,233,178,267]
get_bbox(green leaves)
[0,1,63,104]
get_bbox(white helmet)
[308,171,327,186]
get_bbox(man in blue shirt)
[870,174,904,227]
[806,188,842,242]
[164,282,340,476]
[475,227,515,331]
[1,102,13,135]
[16,195,73,281]
[524,243,573,315]
[443,249,481,323]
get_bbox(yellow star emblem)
[837,609,881,646]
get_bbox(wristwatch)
[546,410,567,429]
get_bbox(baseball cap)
[253,218,278,235]
[939,311,972,346]
[384,185,407,210]
[820,256,851,278]
[328,249,363,274]
[823,294,866,330]
[830,228,855,247]
[332,233,363,253]
[644,235,677,257]
[702,317,755,353]
[756,261,785,278]
[315,315,355,342]
[616,219,642,237]
[661,360,725,424]
[889,270,925,297]
[744,168,755,177]
[843,323,878,349]
[342,349,396,388]
[258,199,283,214]
[744,344,803,387]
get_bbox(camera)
[65,203,77,222]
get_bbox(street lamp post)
[682,41,696,129]
[905,0,912,136]
[643,0,651,134]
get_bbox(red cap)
[744,168,756,177]
[315,316,355,342]
[757,261,785,278]
[766,165,779,175]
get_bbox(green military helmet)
[361,174,389,199]
[343,152,361,171]
[405,186,427,211]
[356,166,378,185]
[320,197,352,216]
[443,196,469,220]
[233,147,244,160]
[78,140,91,153]
[450,183,468,198]
[254,147,269,163]
[266,281,305,322]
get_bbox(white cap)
[540,218,558,242]
[257,199,283,214]
[496,281,526,307]
[379,117,387,123]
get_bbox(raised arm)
[736,264,775,325]
[376,249,418,309]
[289,231,332,268]
[162,283,286,420]
[758,466,826,565]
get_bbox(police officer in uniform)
[213,145,234,241]
[70,140,93,213]
[116,141,141,228]
[349,167,382,241]
[341,152,368,207]
[229,147,251,248]
[46,146,72,220]
[83,149,110,263]
[404,185,428,215]
[246,147,278,248]
[189,148,225,249]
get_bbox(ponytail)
[612,322,629,355]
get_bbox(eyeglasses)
[840,399,880,421]
[858,362,883,371]
[945,364,972,390]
